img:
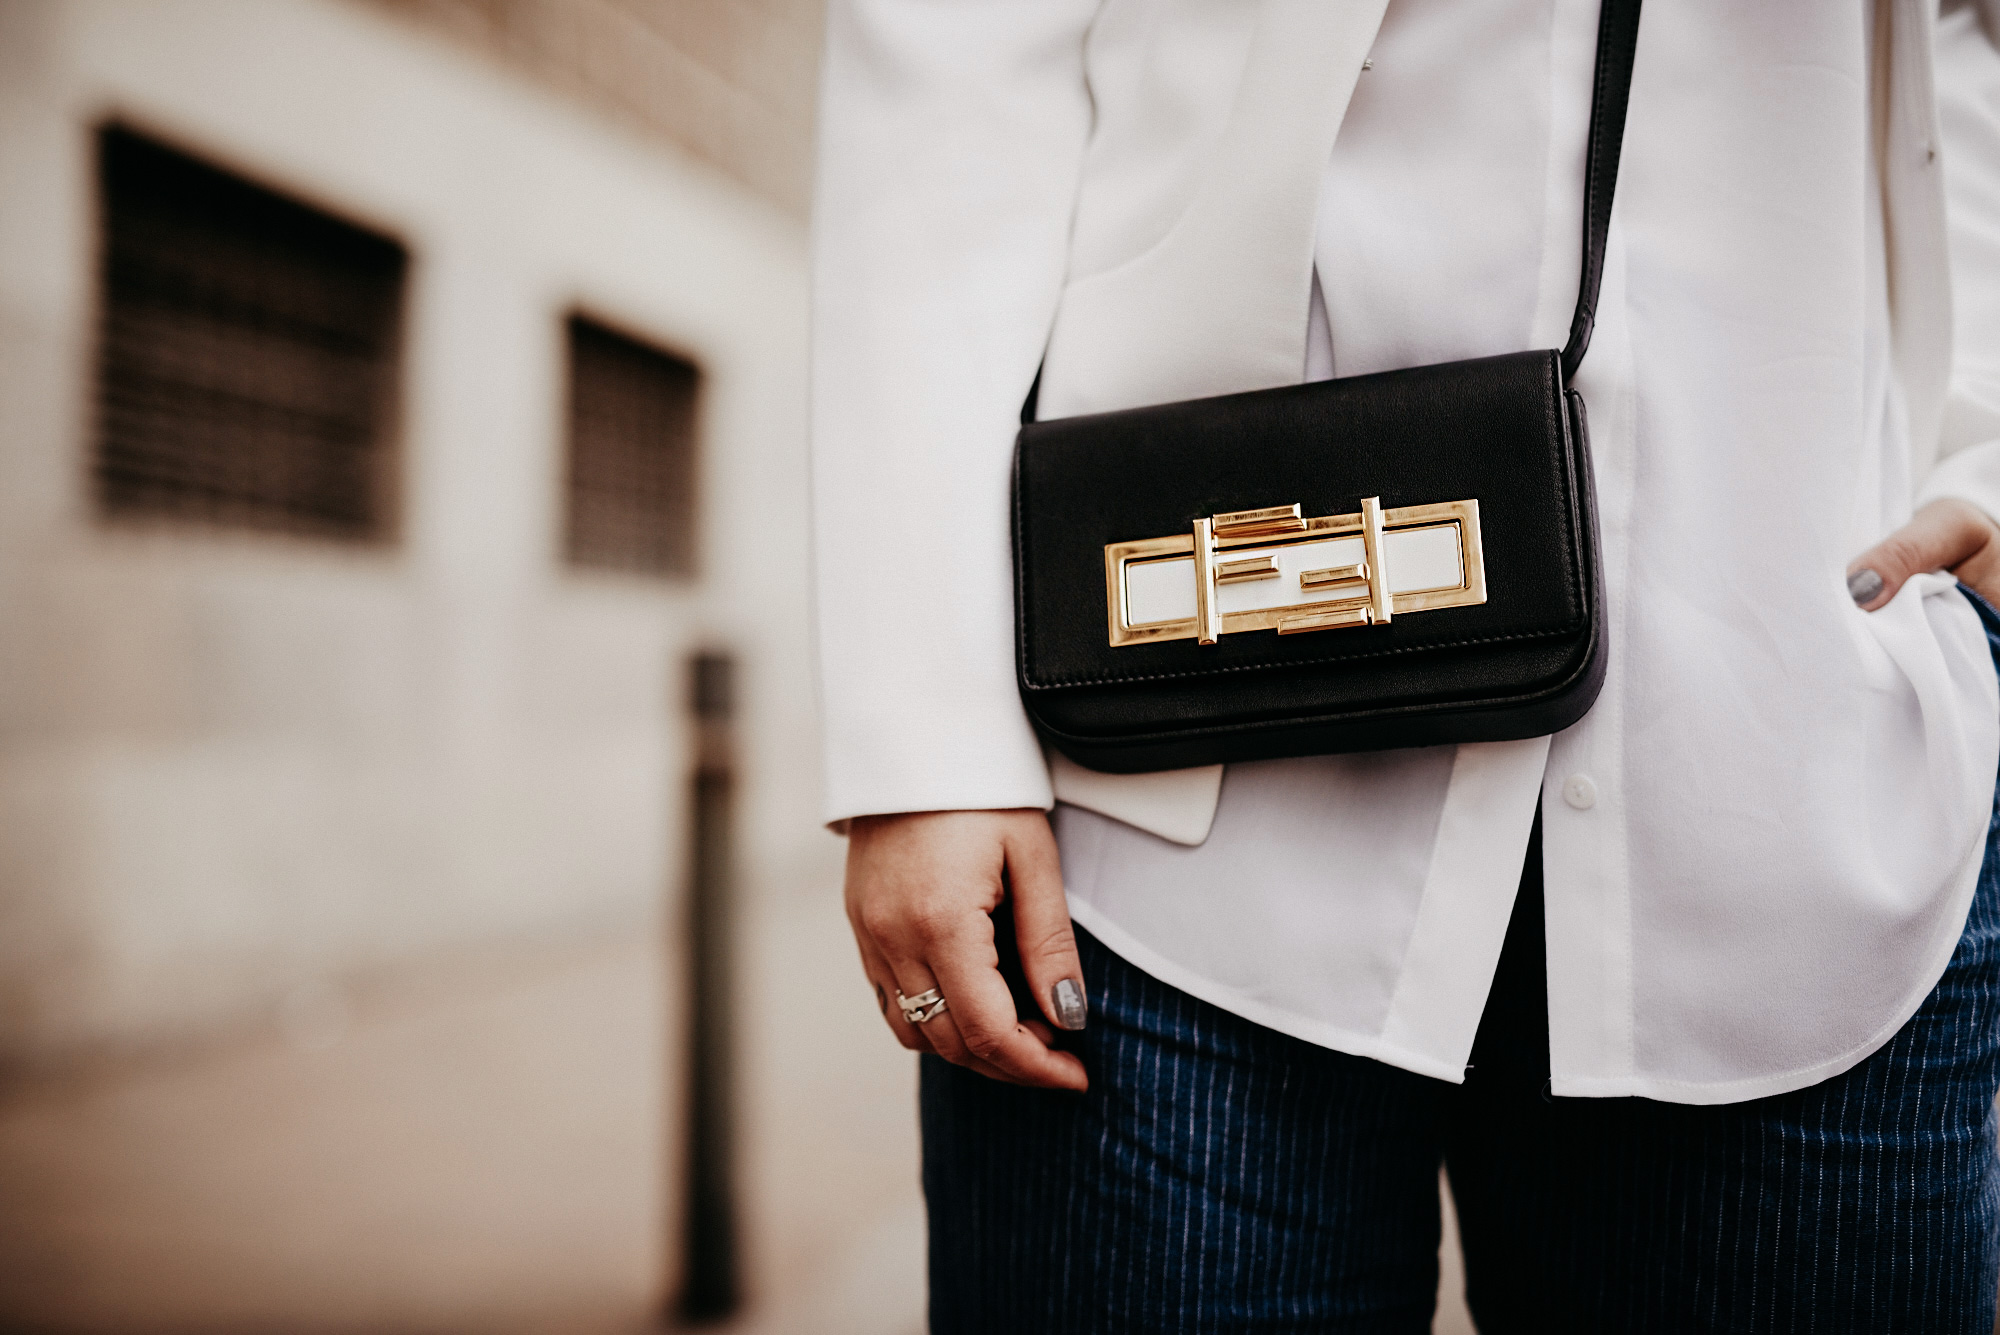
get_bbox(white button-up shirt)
[811,0,2000,1104]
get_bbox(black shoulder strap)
[1561,0,1644,382]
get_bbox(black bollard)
[675,649,740,1324]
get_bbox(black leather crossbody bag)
[1012,0,1641,774]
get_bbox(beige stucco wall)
[0,0,830,1066]
[351,0,824,217]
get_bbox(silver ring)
[896,987,948,1025]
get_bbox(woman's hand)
[1848,499,2000,612]
[845,809,1089,1091]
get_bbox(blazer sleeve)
[1919,0,2000,523]
[810,0,1100,826]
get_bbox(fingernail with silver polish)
[1848,567,1884,606]
[1052,978,1087,1031]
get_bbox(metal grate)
[93,126,406,540]
[564,315,699,577]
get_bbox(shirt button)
[1563,774,1598,811]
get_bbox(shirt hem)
[1071,782,1990,1106]
[1550,809,1990,1105]
[1066,898,1470,1086]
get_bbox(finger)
[1001,815,1090,1035]
[1848,500,1996,611]
[853,929,932,1054]
[924,913,1088,1092]
[880,949,1025,1085]
[846,888,933,1054]
[1952,515,2000,609]
[847,859,1014,1079]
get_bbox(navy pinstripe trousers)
[922,605,2000,1333]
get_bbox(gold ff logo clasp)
[1191,499,1392,644]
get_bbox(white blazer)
[812,0,1387,836]
[813,0,2000,1099]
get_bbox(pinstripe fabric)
[920,596,2000,1334]
[923,930,1448,1333]
[1446,802,2000,1334]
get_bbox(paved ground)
[0,886,1470,1333]
[0,934,674,1333]
[0,882,929,1335]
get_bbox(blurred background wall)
[0,5,1488,1331]
[0,1,929,1330]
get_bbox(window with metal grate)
[564,315,700,578]
[93,125,406,540]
